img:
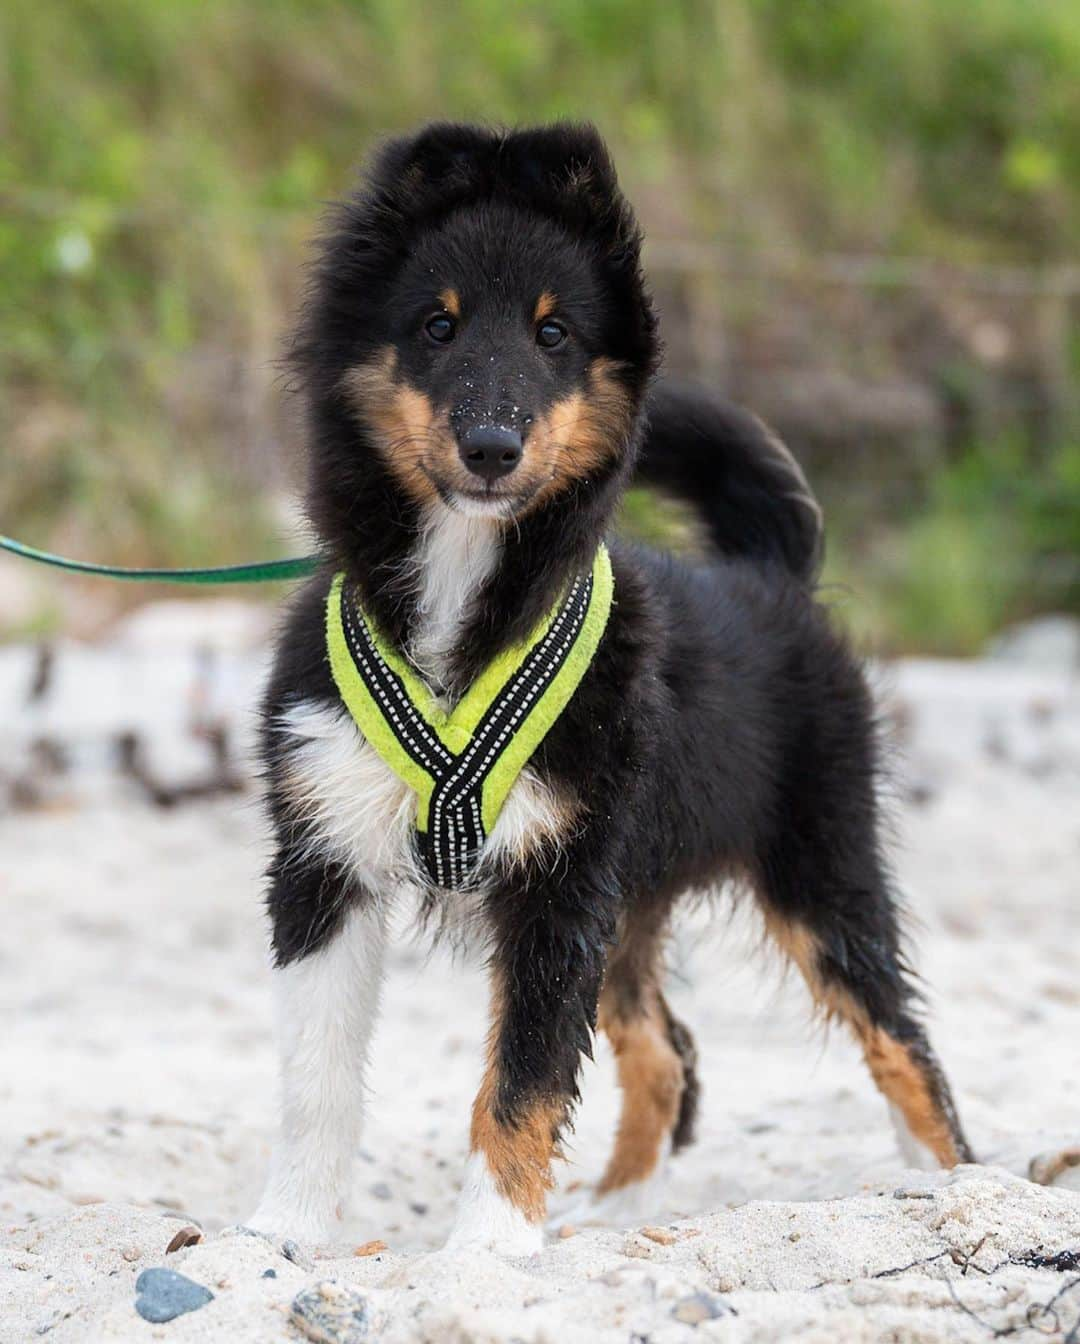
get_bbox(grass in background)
[3,0,1080,647]
[823,437,1080,653]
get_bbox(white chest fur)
[278,699,572,901]
[408,505,500,685]
[279,504,573,905]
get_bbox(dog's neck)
[325,454,617,699]
[359,498,600,700]
[408,506,502,690]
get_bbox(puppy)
[249,122,972,1254]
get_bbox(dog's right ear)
[499,123,627,251]
[362,123,503,228]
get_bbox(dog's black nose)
[458,426,522,482]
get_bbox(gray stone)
[134,1267,214,1323]
[290,1281,380,1343]
[671,1290,734,1325]
[282,1238,313,1269]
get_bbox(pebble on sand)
[134,1267,214,1323]
[282,1238,313,1269]
[671,1291,734,1325]
[164,1224,203,1254]
[291,1280,380,1344]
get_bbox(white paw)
[552,1140,671,1231]
[889,1103,941,1172]
[444,1153,544,1257]
[444,1219,544,1257]
[242,1202,332,1247]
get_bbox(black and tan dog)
[249,122,972,1253]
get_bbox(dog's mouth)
[424,469,536,518]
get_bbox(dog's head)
[297,123,658,545]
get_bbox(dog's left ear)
[503,123,658,378]
[501,123,633,255]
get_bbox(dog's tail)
[634,381,824,583]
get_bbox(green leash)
[0,533,320,585]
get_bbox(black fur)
[661,996,701,1152]
[637,381,824,582]
[262,122,972,1188]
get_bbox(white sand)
[1,608,1078,1342]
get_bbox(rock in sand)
[134,1266,214,1323]
[291,1280,381,1343]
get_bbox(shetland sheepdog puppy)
[249,123,971,1254]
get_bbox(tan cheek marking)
[533,291,558,323]
[595,990,684,1193]
[342,348,446,505]
[438,288,461,318]
[527,358,634,502]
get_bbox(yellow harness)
[326,546,613,888]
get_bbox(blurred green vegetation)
[822,438,1080,652]
[2,0,1079,649]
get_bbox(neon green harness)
[326,546,613,888]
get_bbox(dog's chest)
[278,699,572,898]
[280,509,574,897]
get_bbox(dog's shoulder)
[262,569,340,729]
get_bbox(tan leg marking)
[760,909,858,1026]
[468,981,562,1224]
[595,986,684,1194]
[760,908,964,1167]
[860,1028,964,1166]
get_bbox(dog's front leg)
[446,885,611,1255]
[248,868,388,1246]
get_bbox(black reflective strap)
[339,572,592,889]
[340,589,454,776]
[426,572,592,887]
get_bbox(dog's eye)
[536,320,568,349]
[425,314,456,344]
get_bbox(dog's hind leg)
[248,863,389,1246]
[754,839,973,1170]
[560,906,699,1227]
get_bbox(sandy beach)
[1,606,1078,1341]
